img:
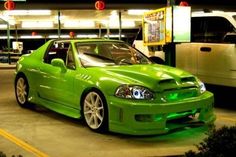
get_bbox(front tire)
[15,75,29,107]
[82,90,108,133]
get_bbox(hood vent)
[181,77,196,83]
[180,77,197,88]
[158,79,177,86]
[158,79,178,92]
[158,77,197,92]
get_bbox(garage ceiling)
[0,0,235,36]
[0,9,145,30]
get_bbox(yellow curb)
[0,128,49,157]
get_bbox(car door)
[177,16,236,87]
[194,16,236,86]
[38,42,78,107]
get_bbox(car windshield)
[76,42,152,67]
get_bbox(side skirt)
[29,93,81,119]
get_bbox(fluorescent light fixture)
[54,15,65,22]
[76,34,98,38]
[0,24,7,29]
[0,15,15,25]
[121,21,135,28]
[79,21,95,28]
[101,20,108,26]
[9,20,16,25]
[63,21,80,28]
[101,20,135,28]
[20,35,43,39]
[110,10,118,20]
[104,34,125,38]
[128,9,149,15]
[48,35,70,39]
[48,35,59,38]
[0,36,14,39]
[21,21,53,28]
[3,10,51,16]
[63,21,95,28]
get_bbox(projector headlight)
[115,85,154,100]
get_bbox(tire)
[15,75,30,108]
[82,90,108,133]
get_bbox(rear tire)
[15,75,30,107]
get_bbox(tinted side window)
[191,17,206,42]
[44,42,69,64]
[192,16,234,43]
[66,45,76,70]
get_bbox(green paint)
[15,39,215,135]
[167,93,178,100]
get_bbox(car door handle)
[200,47,211,52]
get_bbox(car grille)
[164,88,198,102]
[157,76,199,102]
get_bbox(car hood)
[88,64,198,92]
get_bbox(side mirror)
[223,32,236,44]
[51,58,67,73]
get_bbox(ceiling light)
[9,20,16,25]
[48,35,70,39]
[63,21,80,27]
[104,34,125,38]
[0,15,16,24]
[21,21,53,28]
[0,36,14,39]
[20,35,43,39]
[101,20,135,28]
[63,21,95,28]
[128,9,149,15]
[0,24,7,29]
[76,34,98,38]
[54,15,65,22]
[109,11,119,21]
[3,10,51,16]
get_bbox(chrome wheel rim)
[16,77,27,104]
[83,92,104,129]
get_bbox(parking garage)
[0,0,236,157]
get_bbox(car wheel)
[15,75,29,107]
[82,90,108,133]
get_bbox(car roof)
[192,11,236,17]
[191,11,236,28]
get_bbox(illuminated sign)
[142,6,191,46]
[173,6,191,42]
[143,8,166,46]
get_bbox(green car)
[14,39,215,135]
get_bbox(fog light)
[135,114,162,122]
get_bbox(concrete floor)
[0,69,236,157]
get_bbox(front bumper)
[107,91,216,135]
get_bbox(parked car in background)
[133,11,236,88]
[15,39,215,135]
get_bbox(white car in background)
[133,11,236,88]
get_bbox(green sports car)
[14,39,215,135]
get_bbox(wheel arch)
[80,87,108,110]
